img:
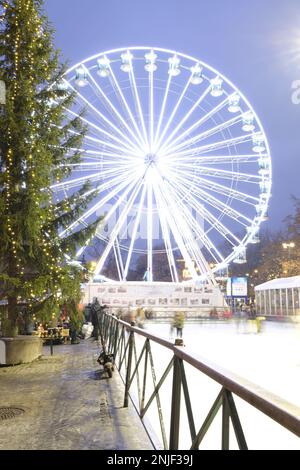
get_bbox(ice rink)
[137,319,300,449]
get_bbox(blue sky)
[44,0,300,232]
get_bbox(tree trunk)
[6,295,19,337]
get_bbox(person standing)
[91,298,101,340]
[173,311,185,338]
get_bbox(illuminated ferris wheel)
[51,47,272,283]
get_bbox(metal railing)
[98,312,300,450]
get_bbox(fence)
[98,312,300,450]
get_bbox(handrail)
[98,312,300,449]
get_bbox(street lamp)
[282,242,295,259]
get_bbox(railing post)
[113,319,119,358]
[169,339,183,450]
[222,388,230,450]
[123,322,135,408]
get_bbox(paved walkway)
[0,339,153,450]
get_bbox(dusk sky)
[45,0,300,232]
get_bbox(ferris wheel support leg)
[152,183,179,282]
[152,170,198,280]
[123,183,147,280]
[94,176,145,275]
[115,237,125,279]
[113,243,122,281]
[147,181,153,282]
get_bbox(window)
[202,299,210,305]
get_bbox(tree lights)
[0,0,100,330]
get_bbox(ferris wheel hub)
[144,153,157,166]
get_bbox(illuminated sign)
[227,277,248,297]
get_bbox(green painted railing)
[98,312,300,450]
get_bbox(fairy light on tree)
[0,0,101,334]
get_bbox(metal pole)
[123,323,135,408]
[50,339,53,356]
[169,354,182,450]
[222,390,230,449]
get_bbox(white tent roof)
[255,275,300,291]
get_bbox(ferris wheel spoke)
[152,183,179,282]
[153,75,193,153]
[163,176,230,261]
[158,85,211,155]
[59,170,141,237]
[82,65,145,151]
[62,160,137,175]
[123,183,147,280]
[160,94,232,156]
[147,179,153,281]
[168,175,241,247]
[163,133,256,160]
[173,164,261,183]
[63,158,136,169]
[65,106,140,156]
[149,69,154,150]
[171,153,265,165]
[158,177,215,280]
[53,166,130,193]
[50,172,104,192]
[176,170,259,205]
[162,111,243,157]
[76,148,139,162]
[193,175,260,204]
[128,55,149,149]
[152,168,199,279]
[164,181,224,264]
[64,124,140,158]
[63,78,141,155]
[94,173,147,275]
[172,172,252,225]
[108,63,147,149]
[153,73,172,149]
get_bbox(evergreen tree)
[0,0,100,332]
